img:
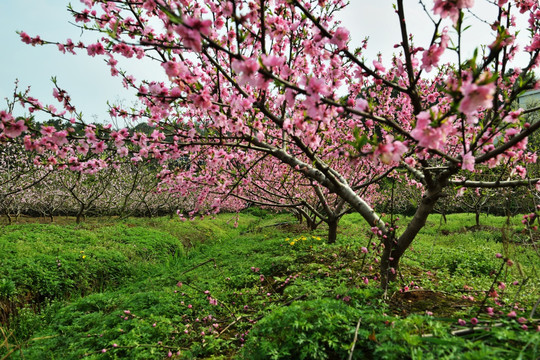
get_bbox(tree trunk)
[475,211,480,226]
[305,215,317,231]
[380,183,443,288]
[76,204,85,224]
[327,218,338,244]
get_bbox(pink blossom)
[330,27,350,49]
[372,60,386,73]
[19,31,32,44]
[433,0,475,24]
[232,58,261,86]
[306,77,329,97]
[511,165,527,179]
[411,109,451,150]
[470,317,478,325]
[503,109,523,123]
[461,152,475,171]
[507,311,517,318]
[374,135,407,165]
[87,42,105,57]
[262,55,284,68]
[459,79,495,115]
[4,120,27,138]
[506,259,514,266]
[354,98,369,112]
[175,17,212,52]
[112,43,135,58]
[458,319,466,326]
[421,28,449,72]
[162,61,181,78]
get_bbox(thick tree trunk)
[327,218,338,244]
[380,184,443,289]
[76,204,85,224]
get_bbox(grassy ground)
[0,211,538,359]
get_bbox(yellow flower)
[82,255,86,259]
[290,242,295,246]
[285,238,290,241]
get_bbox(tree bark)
[76,204,85,224]
[380,183,443,288]
[327,218,338,244]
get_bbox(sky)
[0,1,532,124]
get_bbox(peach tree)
[2,0,540,288]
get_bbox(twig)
[216,316,244,338]
[530,296,540,319]
[281,294,308,307]
[179,258,216,275]
[348,317,362,360]
[475,260,506,319]
[422,323,504,338]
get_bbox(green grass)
[0,212,538,359]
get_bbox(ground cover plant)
[1,212,538,359]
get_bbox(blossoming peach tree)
[2,0,540,288]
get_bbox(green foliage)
[0,221,185,325]
[242,299,364,360]
[1,213,538,359]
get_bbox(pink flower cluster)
[421,27,449,73]
[174,16,212,52]
[0,111,27,139]
[374,135,407,165]
[433,0,475,24]
[410,108,454,151]
[459,76,495,117]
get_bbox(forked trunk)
[380,183,443,289]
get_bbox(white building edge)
[518,89,540,107]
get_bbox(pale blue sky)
[0,1,530,123]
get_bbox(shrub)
[242,298,364,360]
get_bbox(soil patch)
[389,289,476,317]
